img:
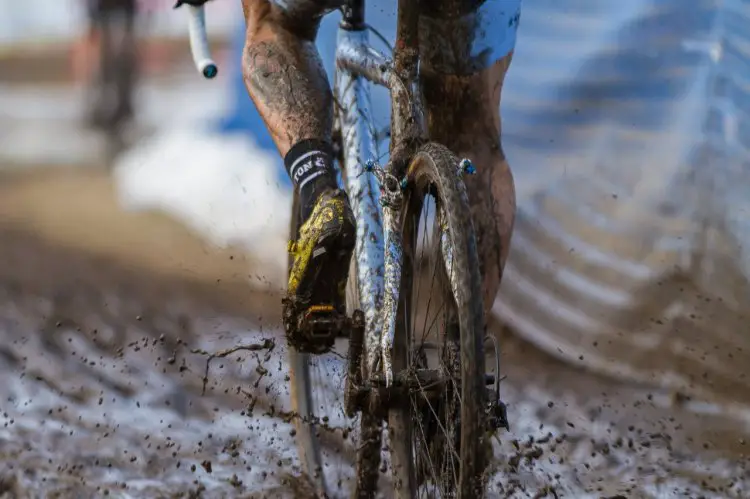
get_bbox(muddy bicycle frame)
[334,0,430,387]
[185,0,434,387]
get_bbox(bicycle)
[184,1,508,497]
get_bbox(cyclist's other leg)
[85,0,137,128]
[241,0,355,315]
[110,0,138,126]
[85,0,108,127]
[418,0,521,313]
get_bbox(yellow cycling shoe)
[287,188,356,315]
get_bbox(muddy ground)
[4,18,750,497]
[0,166,748,499]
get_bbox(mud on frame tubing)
[335,0,432,386]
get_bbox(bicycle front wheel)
[388,143,489,498]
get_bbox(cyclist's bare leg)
[241,0,355,326]
[419,2,519,314]
[241,0,335,155]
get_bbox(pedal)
[282,299,348,354]
[302,305,341,342]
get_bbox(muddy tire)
[388,143,488,498]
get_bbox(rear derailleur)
[487,394,509,432]
[485,334,509,432]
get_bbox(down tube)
[335,27,385,375]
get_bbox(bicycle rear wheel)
[388,143,488,498]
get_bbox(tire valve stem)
[400,177,408,190]
[459,158,476,175]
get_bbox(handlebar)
[185,5,218,79]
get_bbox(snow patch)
[113,127,291,290]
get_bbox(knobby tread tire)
[389,142,488,498]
